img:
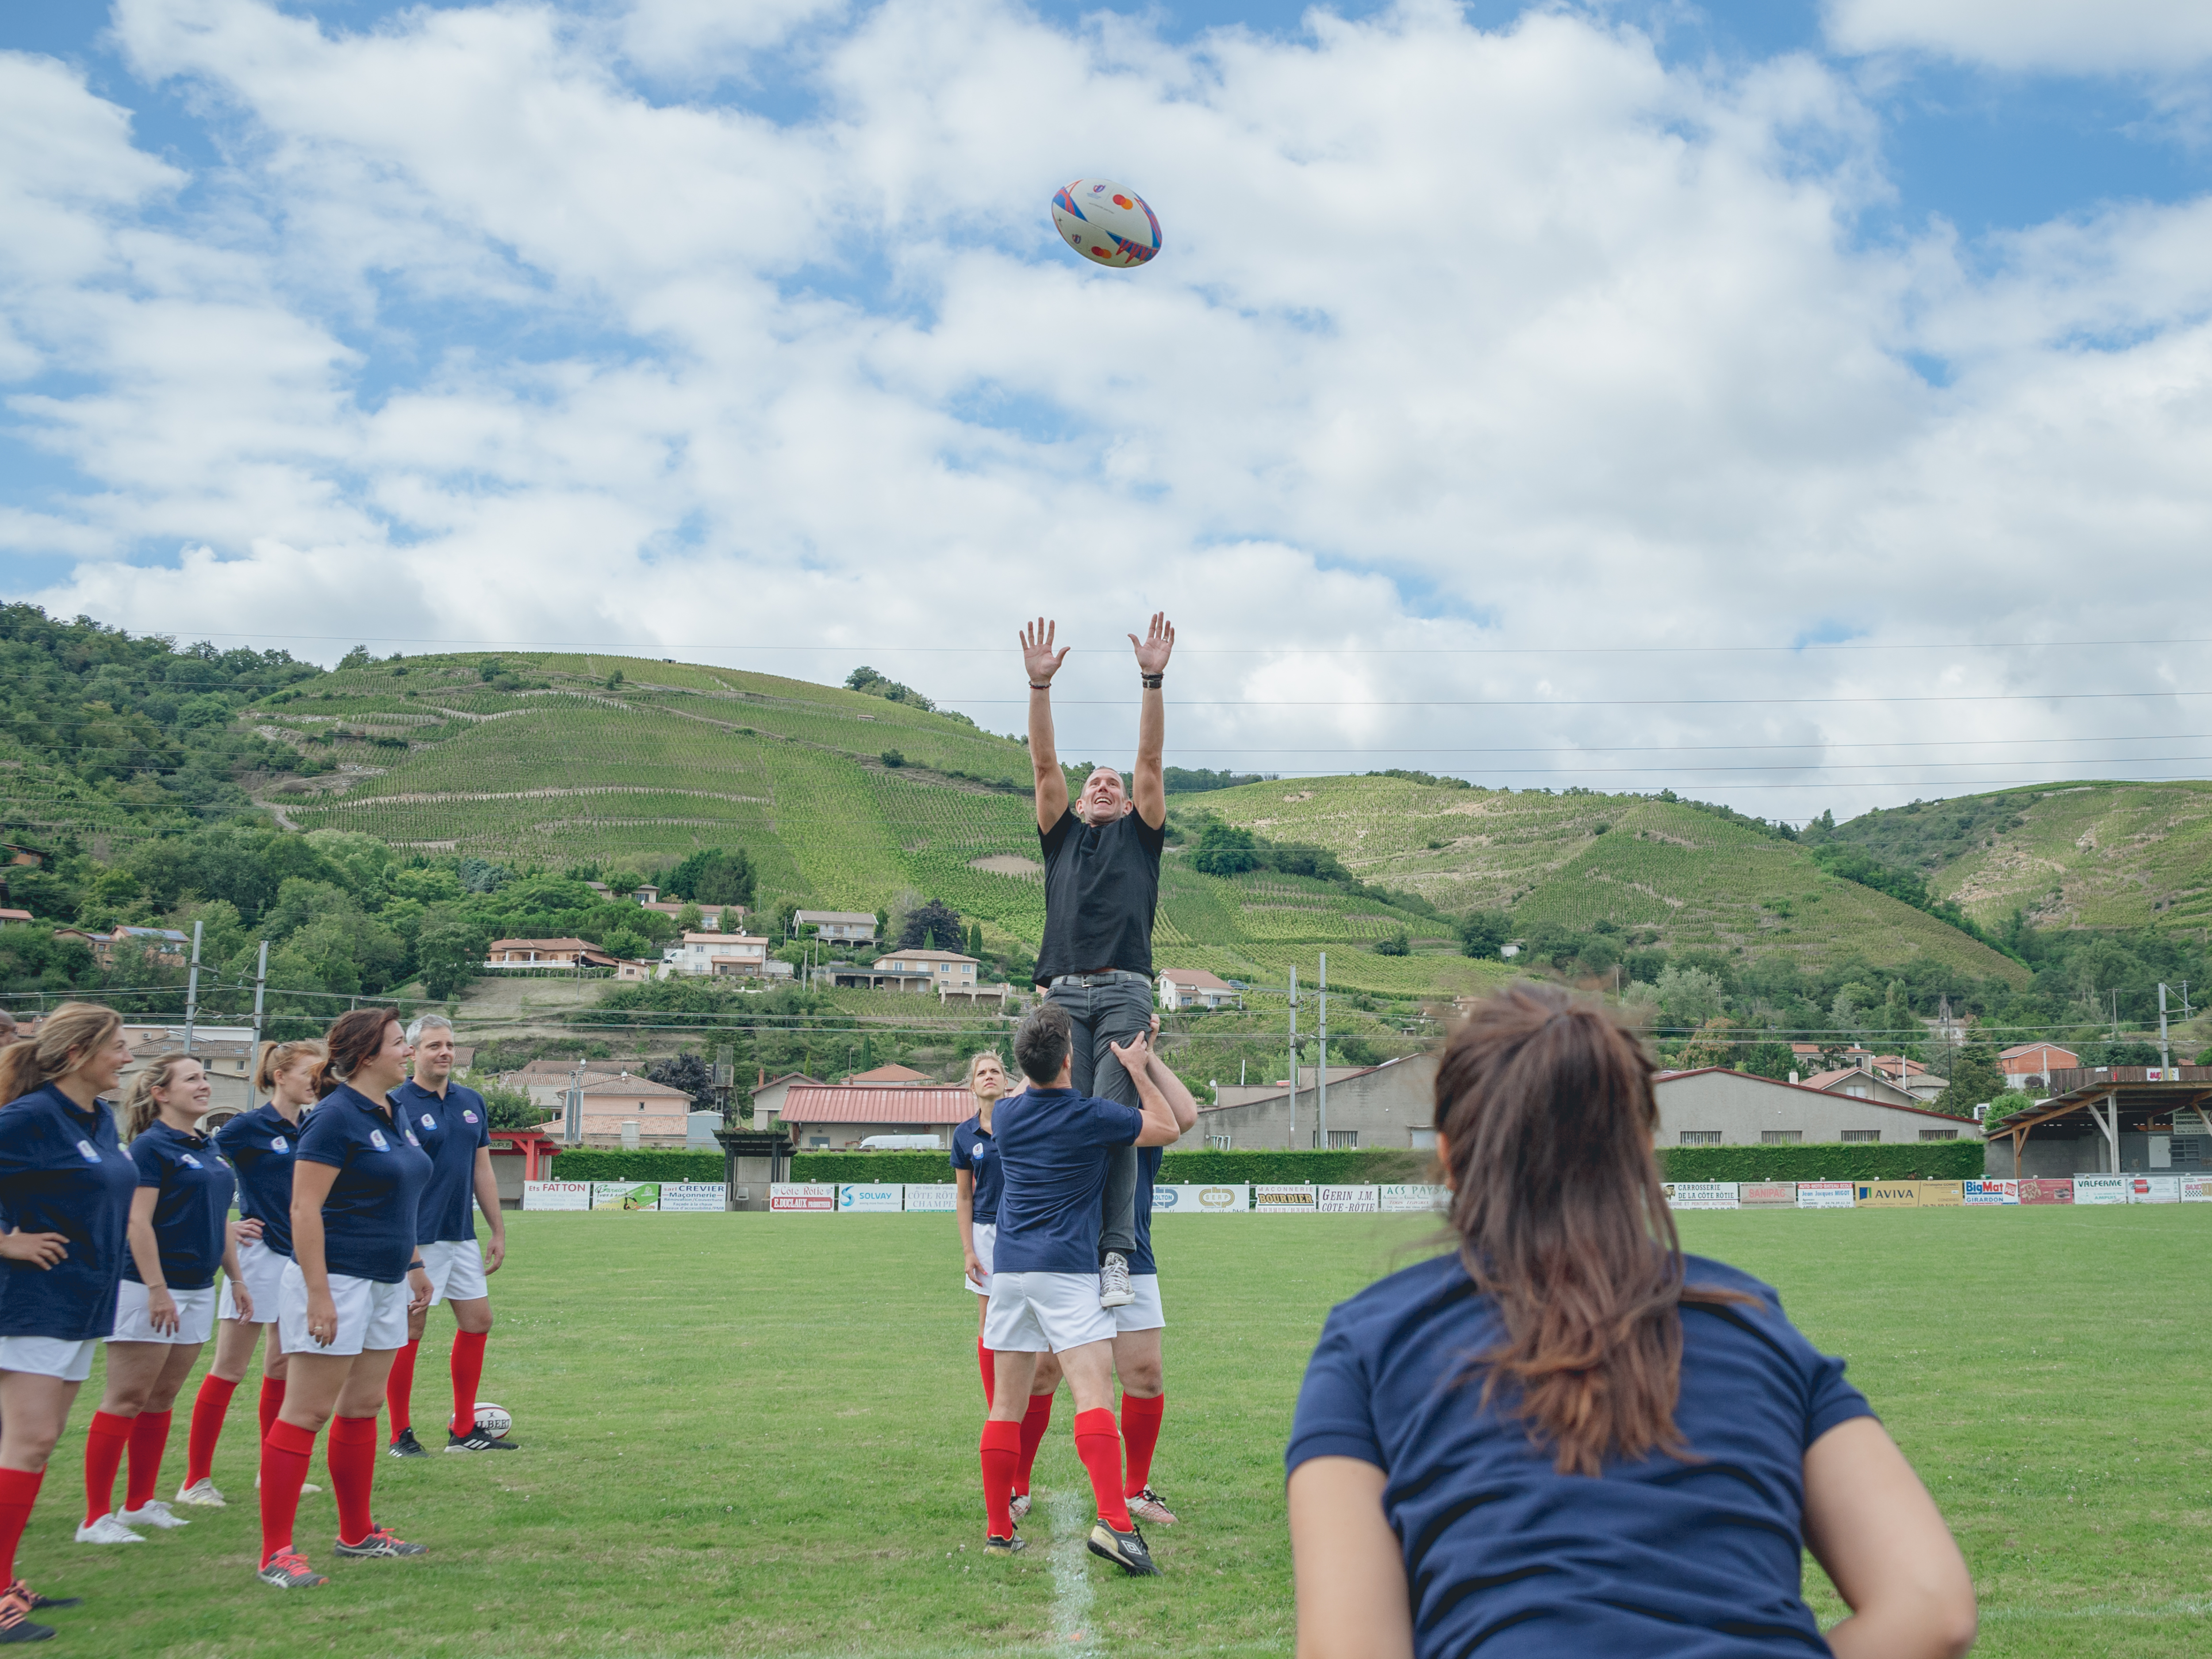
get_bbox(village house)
[1157,968,1244,1012]
[1175,1057,1438,1151]
[1794,1062,1926,1110]
[2001,1041,2081,1091]
[796,910,880,946]
[53,926,189,970]
[779,1081,973,1151]
[1654,1068,1982,1145]
[484,937,611,969]
[534,1073,696,1145]
[660,931,776,978]
[871,949,979,990]
[640,901,743,930]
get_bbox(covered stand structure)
[1985,1066,2212,1178]
[714,1126,793,1212]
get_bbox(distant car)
[857,1134,943,1151]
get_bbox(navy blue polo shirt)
[392,1078,491,1245]
[950,1112,1002,1225]
[295,1084,434,1284]
[123,1120,236,1292]
[1287,1252,1874,1659]
[215,1102,306,1257]
[989,1087,1142,1274]
[0,1084,141,1340]
[1129,1144,1163,1275]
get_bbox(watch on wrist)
[1141,672,1164,689]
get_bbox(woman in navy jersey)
[0,1002,141,1644]
[1286,985,1977,1659]
[77,1054,252,1544]
[953,1050,1010,1400]
[179,1039,323,1508]
[255,1010,433,1591]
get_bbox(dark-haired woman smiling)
[1287,985,1977,1659]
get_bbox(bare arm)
[220,1217,253,1323]
[1110,1033,1182,1148]
[1145,1048,1200,1133]
[472,1146,505,1274]
[1130,612,1173,830]
[955,1167,984,1282]
[1023,618,1070,834]
[126,1185,180,1333]
[1802,1417,1976,1659]
[290,1160,338,1297]
[1289,1456,1413,1659]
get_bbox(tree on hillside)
[466,1074,542,1129]
[1458,910,1510,959]
[647,1053,716,1111]
[414,905,484,1001]
[1678,1018,1737,1070]
[1189,821,1261,876]
[899,899,966,952]
[667,847,755,907]
[1933,1040,2005,1118]
[1741,1039,1797,1081]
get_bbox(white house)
[1158,968,1243,1012]
[872,949,978,989]
[798,910,879,945]
[661,931,773,978]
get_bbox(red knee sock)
[0,1468,43,1585]
[1121,1392,1165,1498]
[1016,1390,1054,1495]
[979,1420,1022,1539]
[326,1415,380,1547]
[977,1337,995,1408]
[185,1375,238,1488]
[82,1409,135,1525]
[1072,1407,1131,1531]
[449,1329,488,1439]
[385,1337,419,1435]
[257,1419,317,1566]
[257,1377,286,1443]
[125,1409,173,1513]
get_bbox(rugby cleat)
[0,1585,52,1645]
[333,1527,426,1558]
[1086,1521,1159,1576]
[1099,1253,1135,1309]
[256,1551,327,1589]
[1009,1492,1032,1523]
[71,1516,144,1546]
[7,1582,79,1612]
[173,1478,227,1508]
[445,1428,519,1452]
[1127,1486,1178,1526]
[983,1533,1028,1555]
[117,1500,188,1530]
[386,1427,430,1459]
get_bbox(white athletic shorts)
[0,1336,97,1382]
[965,1222,997,1295]
[276,1260,410,1356]
[422,1238,489,1306]
[1113,1273,1166,1335]
[219,1238,288,1323]
[983,1270,1117,1354]
[109,1280,217,1346]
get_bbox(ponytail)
[119,1054,200,1141]
[0,1002,124,1106]
[314,1008,398,1097]
[254,1038,324,1096]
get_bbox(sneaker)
[444,1429,519,1453]
[7,1582,79,1612]
[1128,1486,1178,1526]
[173,1478,227,1508]
[332,1527,426,1559]
[71,1516,144,1546]
[1009,1492,1032,1523]
[118,1501,188,1530]
[386,1427,430,1459]
[983,1533,1027,1555]
[0,1585,53,1645]
[1099,1252,1135,1310]
[256,1551,327,1589]
[1086,1520,1159,1576]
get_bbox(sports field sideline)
[19,1209,2208,1658]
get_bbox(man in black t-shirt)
[1022,612,1175,1311]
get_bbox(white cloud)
[1825,0,2212,73]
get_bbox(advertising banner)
[1317,1185,1380,1213]
[902,1184,957,1213]
[2072,1175,2128,1206]
[768,1183,837,1213]
[1253,1184,1318,1213]
[1738,1182,1796,1208]
[837,1184,903,1213]
[592,1182,659,1211]
[1663,1182,1739,1210]
[2184,1175,2212,1203]
[1852,1183,1920,1209]
[1795,1182,1855,1210]
[1379,1184,1450,1213]
[2128,1174,2181,1204]
[522,1180,592,1211]
[1175,1184,1249,1214]
[659,1183,726,1212]
[1962,1180,2020,1206]
[1918,1181,1964,1208]
[2018,1178,2074,1205]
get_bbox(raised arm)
[1023,617,1071,834]
[1130,612,1173,830]
[1145,1047,1200,1134]
[1109,1032,1182,1147]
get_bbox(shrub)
[545,1149,724,1181]
[1657,1143,1984,1182]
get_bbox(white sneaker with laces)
[119,1500,189,1529]
[254,1475,321,1494]
[74,1514,146,1545]
[174,1477,227,1507]
[1009,1492,1032,1522]
[1128,1486,1178,1526]
[1099,1252,1135,1310]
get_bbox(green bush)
[1656,1143,1984,1183]
[791,1148,1436,1185]
[546,1149,725,1181]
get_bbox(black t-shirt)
[1035,807,1165,983]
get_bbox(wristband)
[1141,672,1164,689]
[1029,681,1052,691]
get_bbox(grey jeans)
[1045,971,1157,1260]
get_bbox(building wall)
[1655,1070,1978,1146]
[1987,1127,2212,1178]
[784,1120,953,1151]
[1176,1057,1437,1151]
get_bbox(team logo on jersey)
[421,1113,435,1128]
[180,1153,203,1169]
[271,1135,288,1153]
[462,1110,478,1124]
[76,1139,99,1163]
[405,1130,420,1146]
[369,1129,389,1151]
[974,1143,986,1157]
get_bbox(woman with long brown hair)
[1286,984,1977,1659]
[0,1002,141,1642]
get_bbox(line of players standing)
[0,1000,513,1644]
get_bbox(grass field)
[18,1208,2209,1657]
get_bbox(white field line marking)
[1047,1485,1098,1654]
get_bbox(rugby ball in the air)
[1051,180,1161,268]
[473,1402,512,1440]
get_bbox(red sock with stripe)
[125,1409,173,1513]
[385,1337,419,1436]
[1015,1390,1054,1495]
[1072,1408,1131,1530]
[326,1415,380,1547]
[82,1410,134,1525]
[184,1375,238,1488]
[979,1420,1021,1539]
[1120,1393,1165,1498]
[449,1330,488,1438]
[0,1468,43,1585]
[257,1419,316,1565]
[977,1338,995,1407]
[257,1377,286,1443]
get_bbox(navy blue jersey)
[393,1078,490,1245]
[0,1083,141,1340]
[950,1112,1002,1225]
[1287,1252,1874,1659]
[989,1087,1142,1275]
[214,1102,306,1257]
[123,1120,236,1292]
[1129,1144,1163,1275]
[295,1084,434,1283]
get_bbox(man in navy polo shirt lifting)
[1021,611,1175,1311]
[384,1015,513,1457]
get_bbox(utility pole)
[248,939,269,1057]
[2159,983,2171,1071]
[2112,989,2119,1042]
[1287,966,1299,1151]
[565,1062,584,1147]
[182,920,204,1054]
[1317,952,1329,1151]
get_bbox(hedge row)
[1657,1143,1984,1183]
[544,1149,726,1181]
[788,1148,1436,1185]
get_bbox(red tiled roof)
[843,1063,932,1084]
[780,1084,974,1124]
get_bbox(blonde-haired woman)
[77,1055,250,1544]
[0,1002,139,1642]
[176,1039,322,1508]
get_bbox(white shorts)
[219,1238,289,1322]
[109,1280,217,1346]
[0,1336,97,1382]
[422,1239,488,1306]
[1114,1273,1166,1334]
[276,1260,411,1357]
[983,1270,1117,1354]
[965,1222,997,1295]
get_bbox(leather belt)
[1049,969,1153,987]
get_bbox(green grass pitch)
[19,1209,2210,1656]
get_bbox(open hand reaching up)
[1130,613,1175,676]
[1022,618,1070,686]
